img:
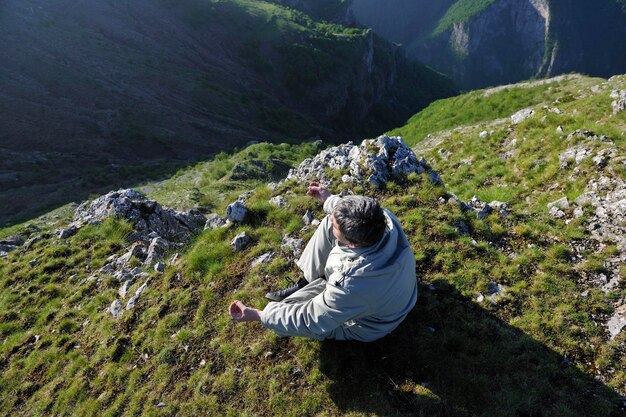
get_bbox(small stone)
[477,294,485,303]
[556,125,564,134]
[204,213,227,230]
[57,225,79,239]
[226,200,247,223]
[580,290,590,298]
[302,209,314,225]
[479,131,489,138]
[154,262,165,272]
[573,207,584,218]
[549,206,566,219]
[126,296,139,310]
[547,197,569,210]
[264,351,274,360]
[311,219,320,226]
[269,196,288,207]
[251,252,275,267]
[109,300,123,318]
[119,280,133,298]
[231,232,250,251]
[511,108,535,124]
[169,253,180,265]
[156,402,166,408]
[281,236,304,257]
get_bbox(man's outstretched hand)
[229,300,262,322]
[306,182,331,203]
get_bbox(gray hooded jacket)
[261,195,418,341]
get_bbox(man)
[229,182,418,342]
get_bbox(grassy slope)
[1,75,625,416]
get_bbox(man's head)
[331,196,387,248]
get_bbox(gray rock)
[231,232,250,251]
[610,90,626,114]
[119,280,133,298]
[0,244,19,253]
[0,251,8,259]
[269,196,288,207]
[226,200,247,223]
[113,269,134,283]
[204,213,227,230]
[302,209,314,225]
[455,221,470,236]
[549,206,566,219]
[477,204,493,219]
[479,131,489,138]
[511,108,534,124]
[117,243,147,265]
[281,236,304,257]
[134,279,151,297]
[251,252,275,268]
[109,299,123,318]
[154,262,165,272]
[607,304,626,340]
[547,197,569,210]
[144,237,170,265]
[573,207,584,218]
[0,236,24,246]
[285,135,438,188]
[57,223,80,239]
[126,296,139,311]
[556,125,564,134]
[74,189,206,242]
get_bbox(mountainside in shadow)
[0,0,455,226]
[349,0,626,89]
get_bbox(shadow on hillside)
[319,283,625,417]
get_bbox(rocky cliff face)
[349,0,626,90]
[416,0,550,89]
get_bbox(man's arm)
[260,279,369,340]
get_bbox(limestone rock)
[511,108,534,124]
[610,90,626,114]
[269,196,288,207]
[144,237,170,266]
[607,304,626,340]
[231,232,250,251]
[119,280,133,298]
[74,189,206,241]
[547,197,569,210]
[109,300,123,318]
[302,209,314,225]
[285,135,439,188]
[205,213,227,230]
[281,236,304,257]
[251,252,275,268]
[226,200,247,223]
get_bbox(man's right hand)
[306,182,331,203]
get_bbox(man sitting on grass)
[229,182,418,342]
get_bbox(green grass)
[389,81,560,145]
[1,74,625,416]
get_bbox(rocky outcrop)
[286,135,442,187]
[74,189,206,242]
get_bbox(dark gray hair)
[333,196,387,247]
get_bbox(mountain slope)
[1,74,625,416]
[0,0,455,226]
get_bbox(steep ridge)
[0,0,455,226]
[1,74,625,416]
